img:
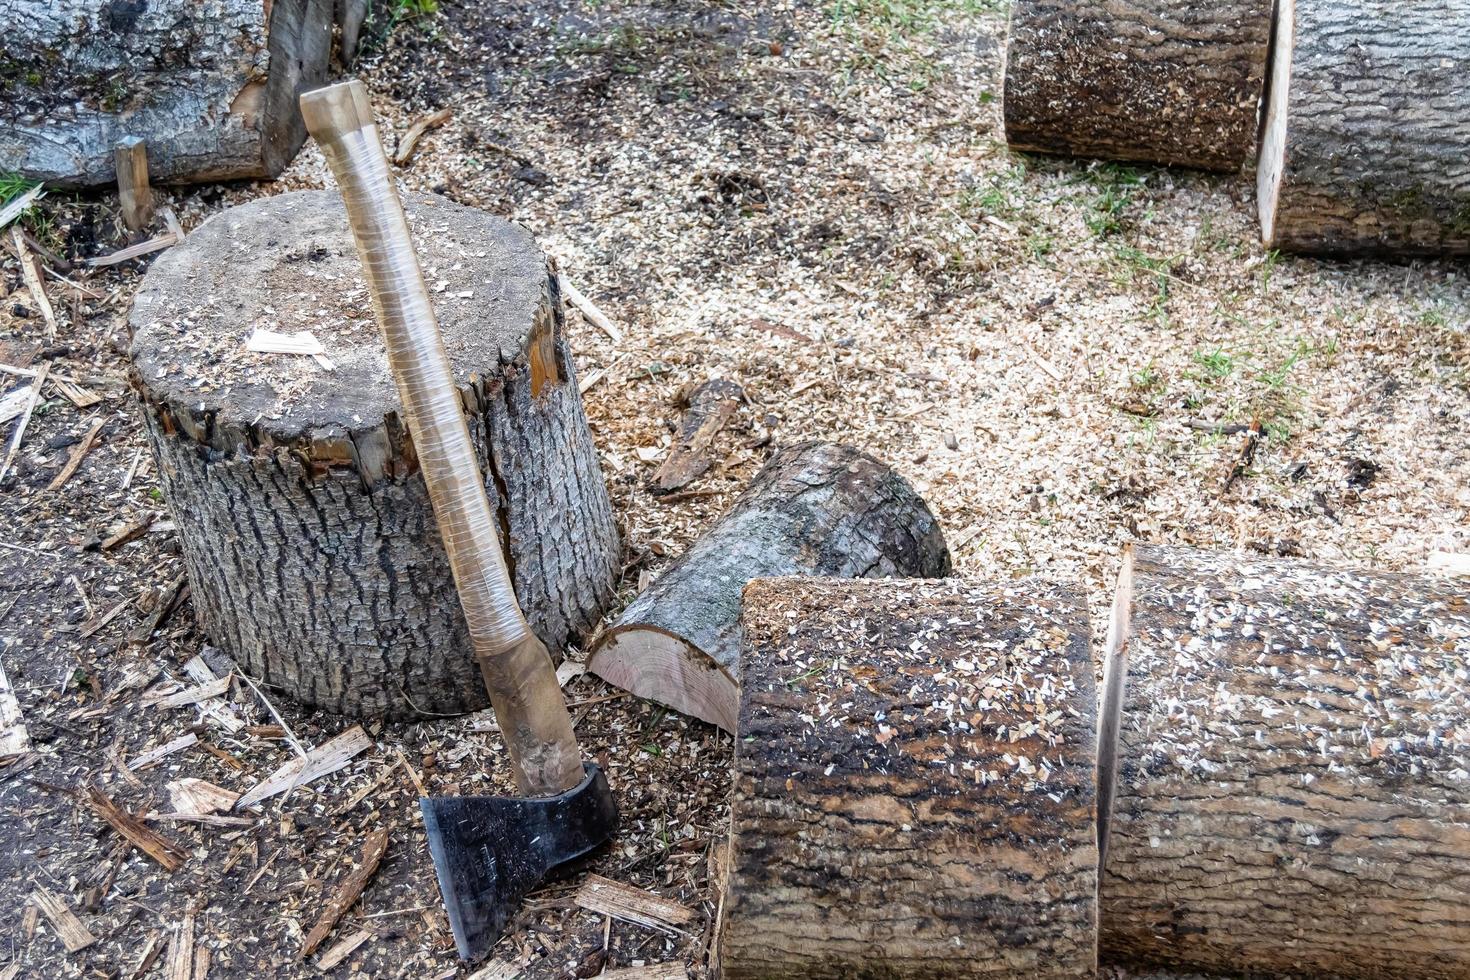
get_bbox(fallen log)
[130,190,620,718]
[722,576,1098,979]
[1256,0,1470,255]
[0,0,336,187]
[588,441,950,732]
[1099,544,1470,979]
[1003,0,1273,170]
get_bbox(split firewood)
[1259,0,1470,255]
[114,137,155,232]
[85,229,182,267]
[30,886,96,953]
[394,107,453,166]
[723,577,1098,979]
[574,875,694,934]
[1004,0,1272,171]
[0,363,49,484]
[126,732,198,770]
[589,441,950,731]
[166,777,240,815]
[84,786,188,871]
[0,656,29,757]
[1100,545,1470,978]
[165,911,194,980]
[50,377,104,409]
[10,227,58,340]
[179,655,245,732]
[316,929,373,970]
[235,724,372,808]
[144,676,231,710]
[300,827,390,958]
[100,512,157,551]
[650,380,743,494]
[47,416,106,491]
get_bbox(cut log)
[723,576,1098,979]
[588,441,950,732]
[0,0,335,187]
[1003,0,1273,171]
[1099,544,1470,979]
[1256,0,1470,255]
[129,190,620,719]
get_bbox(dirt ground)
[1,0,1466,978]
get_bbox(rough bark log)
[129,189,620,720]
[0,0,334,187]
[1256,0,1470,255]
[723,576,1098,980]
[1003,0,1273,171]
[1099,544,1470,979]
[587,441,950,732]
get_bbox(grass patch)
[827,0,1002,91]
[0,173,40,206]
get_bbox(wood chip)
[145,675,231,709]
[573,875,695,933]
[126,732,198,770]
[167,777,240,814]
[0,385,30,425]
[236,724,372,808]
[130,932,165,979]
[0,184,44,231]
[85,229,180,267]
[394,107,453,165]
[596,965,687,980]
[31,886,96,952]
[80,596,132,638]
[10,227,57,340]
[84,786,188,871]
[0,362,49,484]
[557,660,587,687]
[315,928,373,970]
[1428,550,1470,577]
[560,275,624,342]
[101,512,156,550]
[51,377,104,408]
[165,910,194,980]
[466,963,521,980]
[245,328,334,370]
[178,655,244,732]
[0,656,29,757]
[47,415,106,491]
[300,827,390,957]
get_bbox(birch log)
[1003,0,1273,171]
[0,0,335,187]
[1099,544,1470,979]
[1256,0,1470,255]
[588,441,950,732]
[723,576,1098,979]
[129,190,620,719]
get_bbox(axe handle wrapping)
[299,80,583,797]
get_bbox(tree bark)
[130,189,621,720]
[722,576,1098,980]
[1003,0,1273,171]
[587,441,950,732]
[0,0,335,187]
[1256,0,1470,255]
[1099,544,1470,979]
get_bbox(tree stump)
[1256,0,1470,255]
[588,441,950,732]
[1003,0,1273,171]
[1099,545,1470,979]
[0,0,336,187]
[722,577,1098,980]
[129,190,621,719]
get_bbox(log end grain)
[588,627,739,733]
[723,576,1098,980]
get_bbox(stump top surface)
[130,189,549,439]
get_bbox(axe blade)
[420,763,617,961]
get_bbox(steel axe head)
[420,763,617,961]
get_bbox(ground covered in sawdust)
[1,0,1466,977]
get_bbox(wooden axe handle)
[300,80,583,797]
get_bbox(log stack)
[1257,0,1470,255]
[588,441,951,732]
[1003,0,1274,171]
[129,190,621,719]
[0,0,340,186]
[1099,545,1470,978]
[722,576,1098,979]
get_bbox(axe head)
[420,763,617,961]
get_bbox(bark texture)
[130,190,620,720]
[0,0,334,187]
[588,441,950,732]
[723,576,1098,980]
[1257,0,1470,255]
[1100,544,1470,979]
[1003,0,1273,171]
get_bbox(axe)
[299,80,617,961]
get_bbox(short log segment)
[1003,0,1273,171]
[0,0,334,187]
[723,577,1098,979]
[1100,545,1470,979]
[1256,0,1470,255]
[588,441,950,732]
[130,190,620,719]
